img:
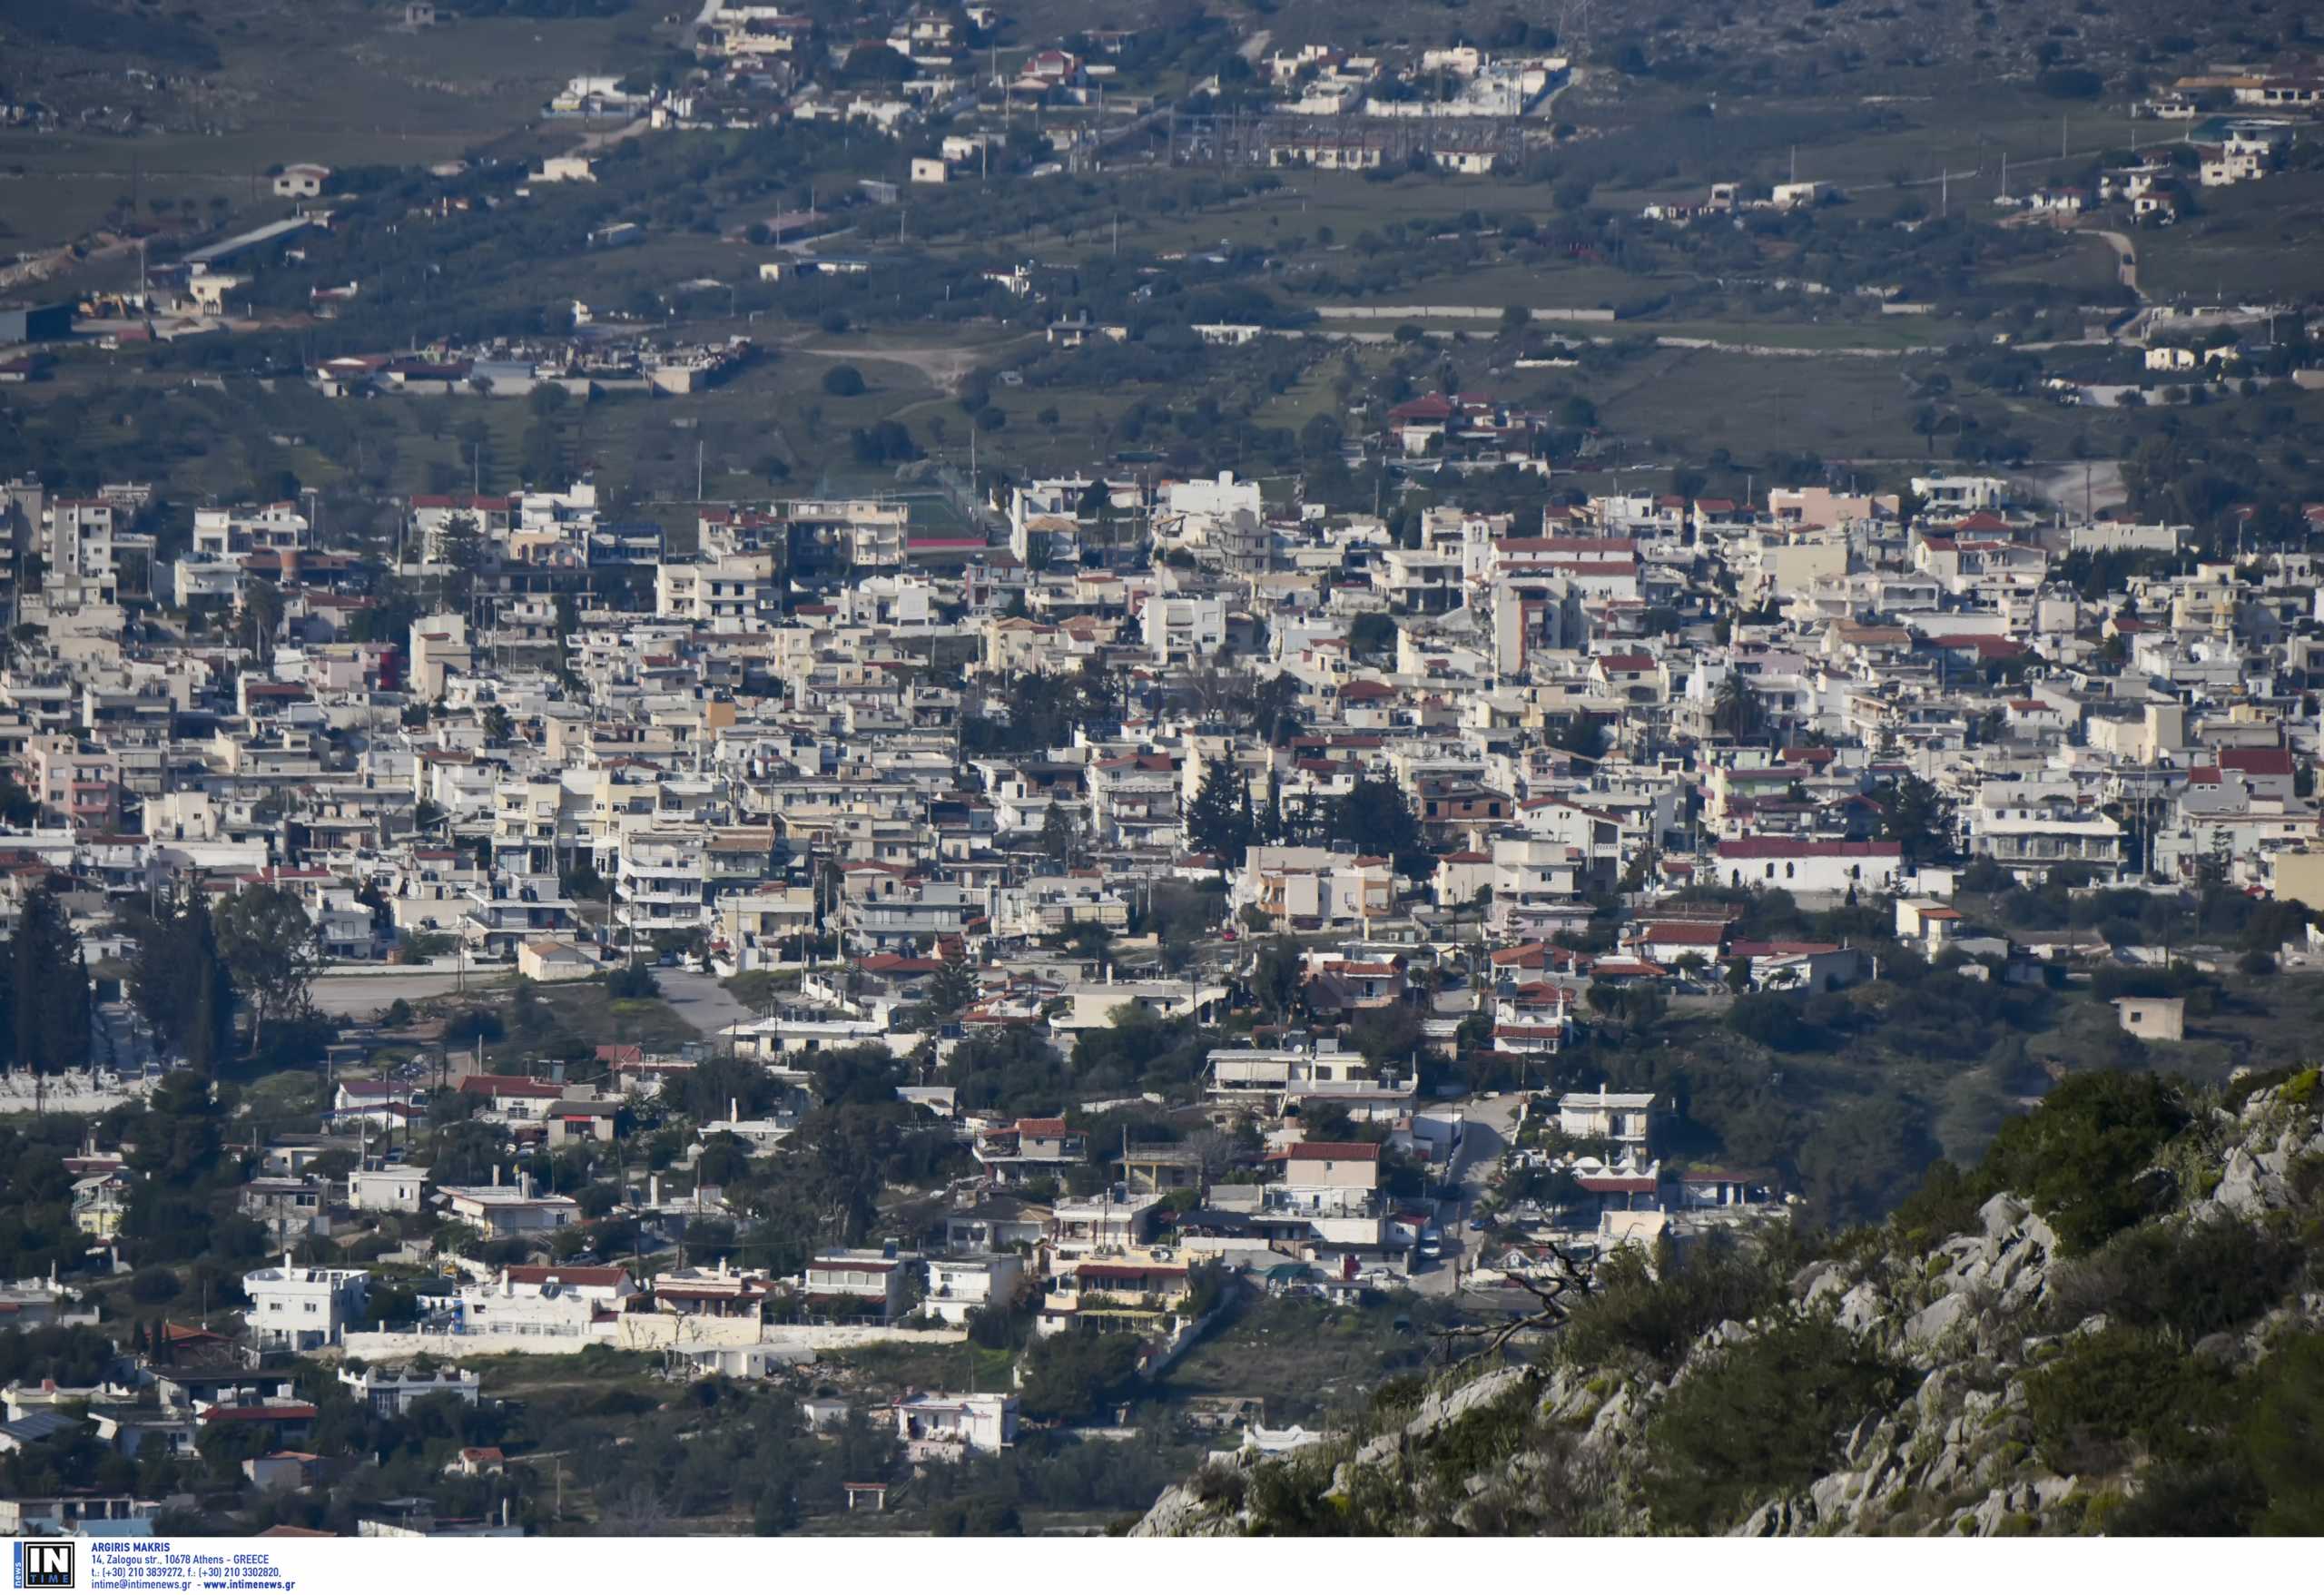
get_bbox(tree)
[1348,612,1397,657]
[216,886,320,1051]
[1038,803,1081,868]
[131,894,234,1076]
[1710,672,1761,742]
[435,513,485,609]
[1872,774,1955,864]
[1252,936,1304,1019]
[1184,757,1253,863]
[240,577,284,664]
[926,954,978,1019]
[1018,1328,1142,1421]
[10,886,90,1074]
[822,365,866,397]
[1328,779,1419,861]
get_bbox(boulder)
[2215,1147,2289,1218]
[1809,1468,1863,1524]
[1403,1364,1531,1442]
[1907,1291,1973,1348]
[1978,1192,2030,1239]
[1836,1280,1887,1335]
[1729,1497,1809,1537]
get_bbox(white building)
[893,1392,1018,1458]
[1142,594,1228,664]
[242,1255,369,1352]
[349,1166,428,1215]
[922,1253,1025,1327]
[338,1364,480,1416]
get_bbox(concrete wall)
[1316,304,1617,323]
[342,1318,966,1360]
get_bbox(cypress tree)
[12,887,87,1073]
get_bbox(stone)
[2031,1474,2078,1510]
[2019,1211,2060,1255]
[1836,1281,1887,1335]
[1729,1498,1807,1537]
[1131,1482,1229,1538]
[1403,1364,1531,1442]
[1810,1468,1861,1523]
[1907,1291,1973,1348]
[2215,1147,2289,1218]
[1797,1261,1849,1305]
[1978,1192,2030,1240]
[1586,1386,1636,1445]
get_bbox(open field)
[0,5,651,253]
[2134,169,2324,304]
[1157,1293,1442,1428]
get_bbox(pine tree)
[1039,802,1078,868]
[1185,756,1253,862]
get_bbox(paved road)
[1404,1092,1529,1297]
[310,970,479,1018]
[2083,224,2140,297]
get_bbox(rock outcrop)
[1133,1075,2324,1538]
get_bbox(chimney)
[649,1173,661,1208]
[730,1097,740,1124]
[491,1164,500,1186]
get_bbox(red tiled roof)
[460,1075,563,1098]
[504,1265,630,1289]
[1284,1142,1381,1161]
[1715,839,1900,860]
[2221,746,2293,775]
[202,1404,319,1424]
[1637,921,1726,945]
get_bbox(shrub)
[1644,1311,1909,1531]
[821,365,865,396]
[2244,1332,2324,1531]
[606,964,660,999]
[1978,1070,2189,1254]
[2023,1327,2229,1474]
[1886,1157,1987,1254]
[1560,1236,1776,1373]
[2050,1216,2300,1339]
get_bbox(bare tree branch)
[1435,1242,1597,1367]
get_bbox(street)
[1403,1090,1529,1298]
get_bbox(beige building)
[2112,996,2185,1042]
[2270,850,2324,915]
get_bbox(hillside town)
[1,436,2321,1532]
[3,0,2324,1551]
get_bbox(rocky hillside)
[1135,1068,2324,1537]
